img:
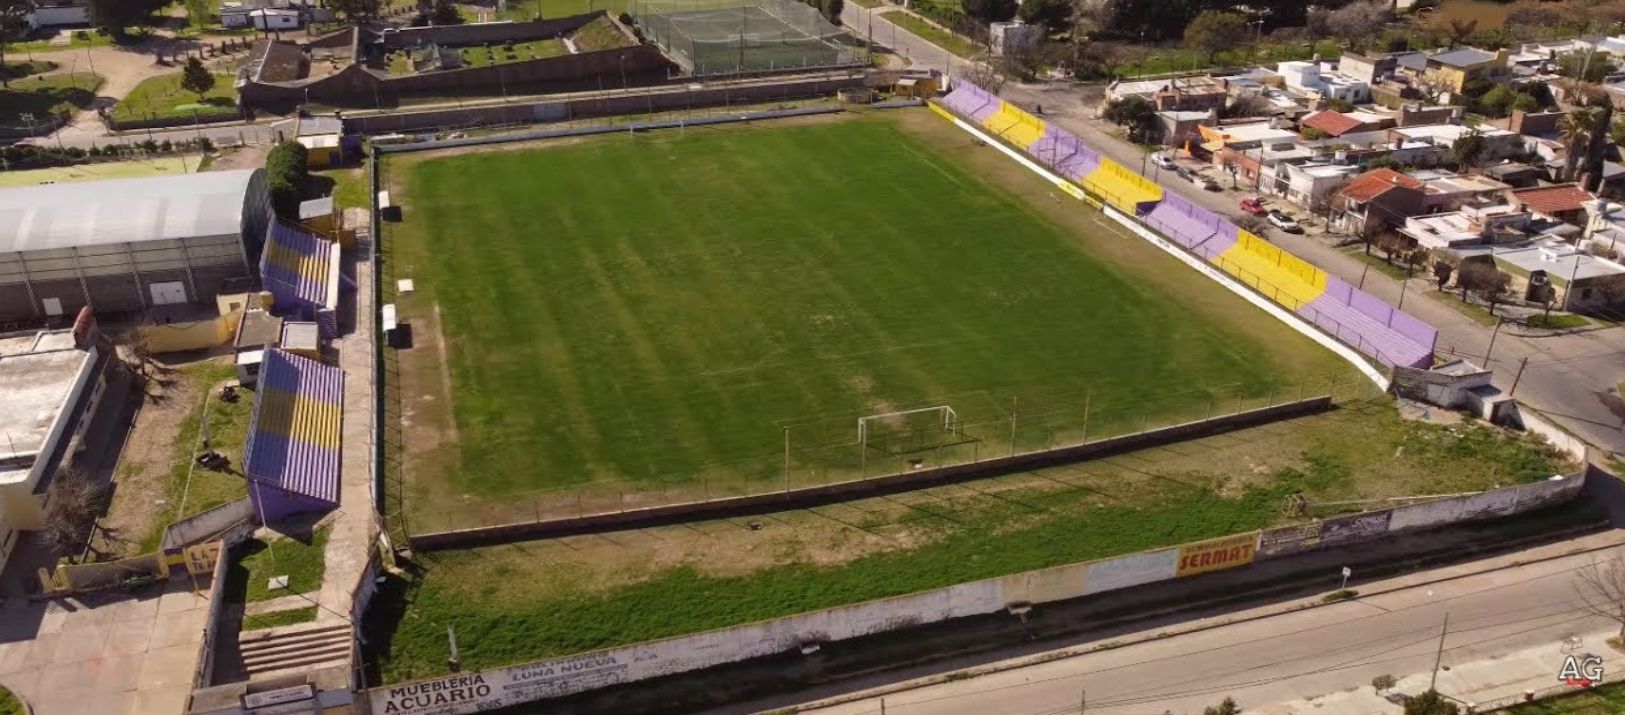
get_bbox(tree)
[1301,127,1330,140]
[1559,108,1599,181]
[963,60,1008,94]
[0,0,28,88]
[1235,213,1272,236]
[429,0,463,25]
[1102,95,1158,143]
[330,0,383,22]
[1325,0,1390,53]
[266,140,309,218]
[817,0,843,24]
[962,0,1016,24]
[1070,40,1131,81]
[1404,689,1459,715]
[1458,261,1511,313]
[180,56,215,99]
[1365,156,1404,172]
[183,0,211,28]
[1558,51,1617,84]
[1019,0,1072,33]
[1203,697,1240,715]
[1582,103,1615,193]
[87,0,167,37]
[1183,10,1247,63]
[39,467,111,560]
[1223,93,1272,119]
[1444,18,1477,46]
[1371,674,1398,693]
[1451,128,1486,169]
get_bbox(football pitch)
[384,112,1354,527]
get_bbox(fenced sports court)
[634,0,857,75]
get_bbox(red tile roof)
[1508,183,1593,215]
[1337,169,1425,203]
[1301,110,1364,137]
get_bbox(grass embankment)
[569,15,635,52]
[366,401,1572,682]
[1508,681,1625,713]
[109,70,237,123]
[878,9,981,58]
[1122,40,1345,77]
[136,361,252,553]
[459,39,568,67]
[385,112,1350,527]
[1525,313,1589,330]
[0,64,104,126]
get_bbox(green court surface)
[0,156,197,188]
[385,112,1352,518]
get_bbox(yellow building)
[1420,47,1507,94]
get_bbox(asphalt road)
[741,535,1625,715]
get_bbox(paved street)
[835,7,1625,459]
[743,531,1625,715]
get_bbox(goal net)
[857,405,974,456]
[633,0,856,76]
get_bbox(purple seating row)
[936,80,1438,370]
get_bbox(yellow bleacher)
[1081,160,1163,212]
[1213,231,1327,310]
[258,387,343,450]
[265,237,330,283]
[980,102,1046,148]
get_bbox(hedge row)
[266,140,308,218]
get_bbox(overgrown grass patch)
[243,606,320,630]
[878,10,980,58]
[236,525,331,604]
[1526,313,1589,330]
[366,402,1572,682]
[569,15,635,52]
[1506,679,1625,713]
[136,361,252,553]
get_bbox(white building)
[989,21,1041,58]
[1276,60,1371,103]
[1271,162,1361,212]
[25,1,90,30]
[250,7,302,30]
[0,325,110,572]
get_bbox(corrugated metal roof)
[0,169,260,254]
[261,220,335,308]
[243,349,342,504]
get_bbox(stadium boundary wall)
[926,104,1390,389]
[368,472,1586,715]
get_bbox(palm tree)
[1559,108,1598,181]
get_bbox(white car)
[1152,153,1177,170]
[1267,210,1303,233]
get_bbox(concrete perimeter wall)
[408,395,1333,550]
[160,497,254,551]
[369,472,1586,715]
[344,73,863,134]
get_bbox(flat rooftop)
[0,333,94,480]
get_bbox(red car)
[1240,197,1268,216]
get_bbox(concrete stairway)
[239,621,352,680]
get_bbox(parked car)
[1190,172,1220,191]
[1152,152,1177,170]
[1240,197,1268,215]
[1267,210,1302,233]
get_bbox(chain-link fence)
[634,0,855,75]
[401,374,1382,536]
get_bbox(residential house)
[250,7,302,30]
[1398,203,1533,251]
[1199,121,1302,189]
[1157,110,1217,151]
[1338,51,1402,86]
[1411,169,1512,211]
[1106,76,1228,113]
[1389,123,1524,166]
[1581,198,1625,258]
[1458,240,1625,312]
[1277,60,1371,103]
[1483,161,1548,188]
[1508,183,1594,224]
[1269,162,1361,214]
[1332,168,1427,237]
[1299,109,1395,138]
[1419,47,1508,96]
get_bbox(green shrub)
[266,140,309,218]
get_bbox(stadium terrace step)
[1298,294,1431,367]
[239,621,352,678]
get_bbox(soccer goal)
[857,405,973,456]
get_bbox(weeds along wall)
[935,81,1439,375]
[367,473,1586,715]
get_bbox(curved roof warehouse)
[0,169,272,321]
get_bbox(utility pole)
[1429,612,1449,690]
[1510,356,1530,396]
[1484,316,1503,364]
[1080,688,1086,713]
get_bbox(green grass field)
[366,400,1572,681]
[110,70,237,122]
[0,69,103,126]
[134,361,251,552]
[0,155,196,188]
[237,526,331,603]
[879,9,981,58]
[1508,681,1625,714]
[385,112,1352,527]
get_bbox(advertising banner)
[1257,522,1321,559]
[1176,533,1259,577]
[1319,510,1392,547]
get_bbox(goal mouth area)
[857,405,978,457]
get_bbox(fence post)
[1009,397,1019,457]
[1082,389,1091,443]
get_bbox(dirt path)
[95,357,215,556]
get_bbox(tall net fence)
[634,0,856,75]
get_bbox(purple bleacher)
[1299,295,1432,367]
[1191,229,1238,262]
[1053,133,1100,180]
[1323,274,1355,305]
[940,85,998,122]
[1143,203,1219,249]
[1025,124,1066,164]
[1349,290,1396,326]
[1388,310,1438,352]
